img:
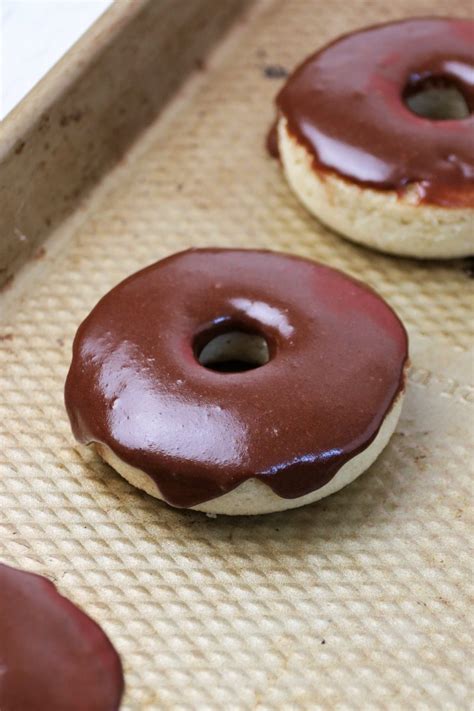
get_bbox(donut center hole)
[197,330,270,373]
[403,75,470,120]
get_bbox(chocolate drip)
[266,120,280,159]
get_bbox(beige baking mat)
[1,0,473,708]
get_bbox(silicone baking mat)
[1,0,473,708]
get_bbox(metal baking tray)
[1,0,472,708]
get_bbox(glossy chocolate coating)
[0,563,124,711]
[65,249,407,508]
[266,120,280,159]
[275,18,474,207]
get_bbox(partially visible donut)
[0,563,124,711]
[65,249,408,515]
[271,18,474,258]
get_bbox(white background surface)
[1,0,113,119]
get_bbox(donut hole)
[403,75,470,120]
[197,330,270,373]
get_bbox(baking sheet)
[1,0,473,708]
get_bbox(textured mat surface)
[1,0,473,708]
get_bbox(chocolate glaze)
[266,120,280,159]
[0,563,124,711]
[275,18,474,207]
[65,249,408,508]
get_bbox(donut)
[0,563,124,711]
[65,249,408,515]
[270,18,474,259]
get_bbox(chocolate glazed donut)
[276,17,474,205]
[65,249,408,515]
[0,563,124,711]
[271,18,474,258]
